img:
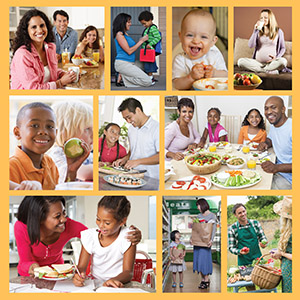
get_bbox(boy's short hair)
[181,9,217,35]
[53,10,69,21]
[118,97,144,113]
[232,203,246,214]
[51,100,93,147]
[16,102,54,127]
[138,11,153,21]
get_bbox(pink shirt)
[98,137,127,163]
[14,218,87,276]
[207,123,228,142]
[10,42,64,89]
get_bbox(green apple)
[64,138,84,158]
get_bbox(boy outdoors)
[138,10,162,83]
[9,102,59,190]
[172,9,228,90]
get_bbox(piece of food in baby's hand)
[64,138,84,158]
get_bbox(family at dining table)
[10,8,104,90]
[165,96,292,189]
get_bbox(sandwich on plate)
[34,263,74,279]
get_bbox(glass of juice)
[209,144,217,152]
[93,50,100,62]
[242,145,250,154]
[247,158,256,170]
[62,51,69,65]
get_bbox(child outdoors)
[172,9,228,90]
[138,11,162,82]
[73,196,136,288]
[169,230,186,288]
[9,102,59,190]
[238,108,267,144]
[198,107,228,148]
[48,100,93,183]
[99,123,127,166]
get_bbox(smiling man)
[52,10,78,61]
[113,97,159,179]
[258,96,292,189]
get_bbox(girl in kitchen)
[98,123,127,167]
[74,25,104,63]
[198,107,228,148]
[169,230,186,288]
[238,108,267,144]
[73,196,136,288]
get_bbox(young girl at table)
[75,25,104,63]
[169,230,186,288]
[99,123,127,167]
[73,196,136,288]
[48,100,93,183]
[198,107,228,148]
[238,108,267,144]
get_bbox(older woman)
[14,196,141,276]
[10,9,76,89]
[165,98,200,160]
[112,13,152,87]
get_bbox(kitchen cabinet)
[162,199,170,291]
[69,7,105,29]
[9,6,37,31]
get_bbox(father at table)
[258,96,292,190]
[52,10,78,62]
[113,97,159,179]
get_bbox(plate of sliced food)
[34,264,74,280]
[104,175,146,189]
[170,175,211,190]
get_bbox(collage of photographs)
[6,2,294,296]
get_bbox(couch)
[234,37,292,90]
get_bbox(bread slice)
[34,266,58,278]
[51,263,73,274]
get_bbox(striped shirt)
[142,24,161,49]
[227,219,267,255]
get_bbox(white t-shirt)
[172,46,227,80]
[81,227,131,282]
[43,65,51,83]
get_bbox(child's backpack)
[142,24,162,56]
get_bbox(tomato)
[200,185,207,190]
[176,181,186,186]
[243,79,251,86]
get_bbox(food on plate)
[171,175,210,190]
[34,264,74,279]
[108,175,143,186]
[216,172,230,183]
[216,141,229,148]
[247,142,259,150]
[64,138,84,158]
[227,157,245,166]
[221,154,232,164]
[233,73,262,87]
[183,147,203,156]
[242,170,256,179]
[193,78,228,90]
[85,59,98,66]
[185,153,222,174]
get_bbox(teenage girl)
[198,108,228,148]
[75,25,104,62]
[238,108,267,144]
[99,123,127,167]
[237,9,288,74]
[73,196,136,288]
[169,230,186,288]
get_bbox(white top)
[247,133,257,140]
[43,65,51,83]
[81,227,131,282]
[172,46,228,80]
[128,116,160,179]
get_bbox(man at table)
[52,10,78,62]
[258,96,292,190]
[113,97,159,179]
[228,203,268,267]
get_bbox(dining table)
[165,144,276,190]
[59,61,104,89]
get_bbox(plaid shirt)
[228,219,267,255]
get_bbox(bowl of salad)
[226,157,246,169]
[185,152,222,174]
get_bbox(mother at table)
[10,9,76,89]
[14,196,142,276]
[165,98,200,161]
[112,13,153,87]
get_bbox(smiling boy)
[172,9,228,90]
[10,102,59,190]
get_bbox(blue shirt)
[115,35,136,63]
[53,27,78,56]
[268,118,292,184]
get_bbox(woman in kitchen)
[14,196,142,276]
[165,98,200,161]
[112,12,153,87]
[10,9,76,89]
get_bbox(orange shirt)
[10,146,59,190]
[238,126,267,144]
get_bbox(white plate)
[170,175,211,190]
[55,182,93,190]
[104,175,146,189]
[38,276,71,281]
[211,170,262,189]
[193,78,228,91]
[216,142,229,149]
[226,157,246,169]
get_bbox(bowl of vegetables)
[185,152,222,174]
[226,157,246,169]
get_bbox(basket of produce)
[251,254,282,289]
[185,152,221,175]
[233,73,262,90]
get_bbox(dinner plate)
[55,182,93,190]
[193,78,228,91]
[39,276,71,281]
[103,175,146,189]
[170,175,211,190]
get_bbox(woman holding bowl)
[14,196,142,276]
[165,98,200,161]
[10,9,76,89]
[112,13,153,87]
